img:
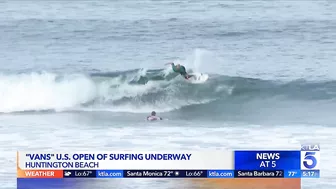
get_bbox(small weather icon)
[174,171,179,176]
[64,171,71,176]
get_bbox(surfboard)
[187,73,209,83]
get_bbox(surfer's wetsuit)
[171,63,191,79]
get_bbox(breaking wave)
[1,69,336,116]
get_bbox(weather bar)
[123,170,207,178]
[60,170,287,178]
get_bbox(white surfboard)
[187,73,209,83]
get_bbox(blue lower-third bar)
[207,170,234,178]
[96,170,124,178]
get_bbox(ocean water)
[1,0,336,188]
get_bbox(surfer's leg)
[180,67,194,79]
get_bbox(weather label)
[63,170,96,178]
[234,170,284,178]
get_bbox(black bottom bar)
[124,170,207,178]
[234,170,284,178]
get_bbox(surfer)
[165,62,193,79]
[147,111,163,121]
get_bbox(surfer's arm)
[165,62,174,65]
[166,63,179,73]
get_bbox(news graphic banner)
[17,144,320,179]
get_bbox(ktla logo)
[301,144,320,170]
